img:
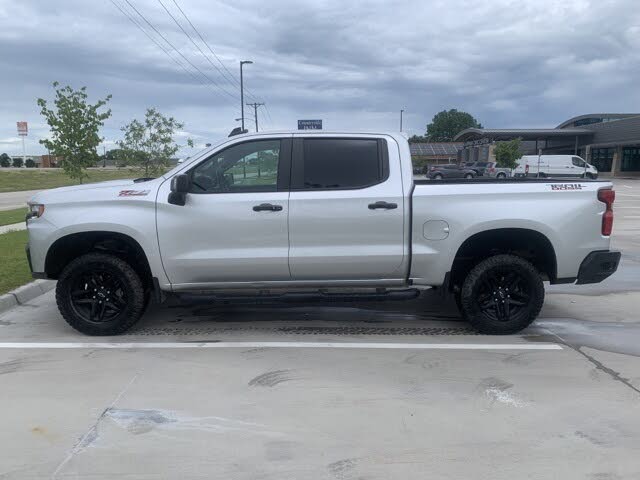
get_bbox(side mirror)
[168,174,189,206]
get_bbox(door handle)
[368,201,398,210]
[253,203,283,212]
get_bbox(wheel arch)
[45,231,153,289]
[449,228,557,290]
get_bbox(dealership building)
[455,113,640,177]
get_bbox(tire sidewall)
[56,253,145,335]
[460,254,544,334]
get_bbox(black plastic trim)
[576,250,621,285]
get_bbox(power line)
[169,0,263,105]
[122,0,239,103]
[155,0,238,100]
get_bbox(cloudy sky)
[1,0,639,156]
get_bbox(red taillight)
[598,188,615,236]
[525,164,530,174]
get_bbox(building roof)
[557,113,640,129]
[454,128,594,142]
[409,142,463,156]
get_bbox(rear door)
[288,136,406,281]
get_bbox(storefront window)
[622,147,640,172]
[590,148,613,172]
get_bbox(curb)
[0,280,56,316]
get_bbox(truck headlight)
[27,203,45,219]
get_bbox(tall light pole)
[400,109,404,132]
[240,60,253,131]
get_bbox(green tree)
[12,158,23,168]
[118,108,193,176]
[408,135,429,144]
[426,109,482,142]
[25,159,36,168]
[0,153,10,167]
[493,138,522,169]
[37,82,112,183]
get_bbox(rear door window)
[292,138,388,190]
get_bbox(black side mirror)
[168,174,189,206]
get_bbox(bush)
[0,158,9,168]
[25,159,36,168]
[12,158,23,168]
[494,138,522,169]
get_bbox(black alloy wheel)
[459,254,544,334]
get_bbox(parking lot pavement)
[0,178,639,479]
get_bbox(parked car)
[428,164,477,180]
[465,161,508,178]
[26,131,619,336]
[513,155,598,179]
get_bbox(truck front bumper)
[576,250,621,285]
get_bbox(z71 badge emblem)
[119,190,150,197]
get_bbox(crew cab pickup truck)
[25,131,620,336]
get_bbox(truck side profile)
[25,131,620,335]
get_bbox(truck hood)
[29,178,159,204]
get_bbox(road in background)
[0,189,39,211]
[0,178,638,478]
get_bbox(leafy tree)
[493,138,522,169]
[12,158,23,168]
[0,153,10,167]
[117,108,193,176]
[37,82,112,183]
[426,109,482,142]
[408,135,429,144]
[25,159,36,168]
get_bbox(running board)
[175,289,420,305]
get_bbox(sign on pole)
[298,119,322,130]
[17,121,28,136]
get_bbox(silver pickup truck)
[25,131,620,336]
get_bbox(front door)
[287,136,406,281]
[156,137,292,287]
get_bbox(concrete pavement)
[0,189,40,211]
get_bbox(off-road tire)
[56,253,146,335]
[460,254,544,334]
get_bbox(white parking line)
[0,341,562,350]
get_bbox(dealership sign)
[298,119,322,130]
[17,121,28,136]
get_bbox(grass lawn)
[0,230,31,295]
[0,168,141,193]
[0,208,26,226]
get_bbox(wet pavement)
[0,178,638,479]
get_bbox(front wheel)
[433,174,443,180]
[56,253,147,335]
[497,172,506,178]
[459,254,544,334]
[464,173,474,179]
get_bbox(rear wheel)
[433,174,443,180]
[459,254,544,334]
[464,173,474,179]
[497,172,506,178]
[56,253,147,335]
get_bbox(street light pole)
[240,60,253,131]
[400,109,404,132]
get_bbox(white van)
[514,155,598,179]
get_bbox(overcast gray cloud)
[0,0,639,156]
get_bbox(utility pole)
[239,60,253,131]
[400,109,404,132]
[246,103,265,132]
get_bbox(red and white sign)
[17,121,28,136]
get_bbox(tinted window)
[443,165,457,169]
[295,138,385,190]
[189,140,280,193]
[572,157,585,167]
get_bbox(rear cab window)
[291,138,388,190]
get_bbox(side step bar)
[175,289,421,305]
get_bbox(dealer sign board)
[298,119,322,130]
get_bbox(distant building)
[455,113,640,177]
[8,155,61,167]
[410,142,463,166]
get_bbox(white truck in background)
[25,131,620,336]
[514,155,599,178]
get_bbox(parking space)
[0,178,639,479]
